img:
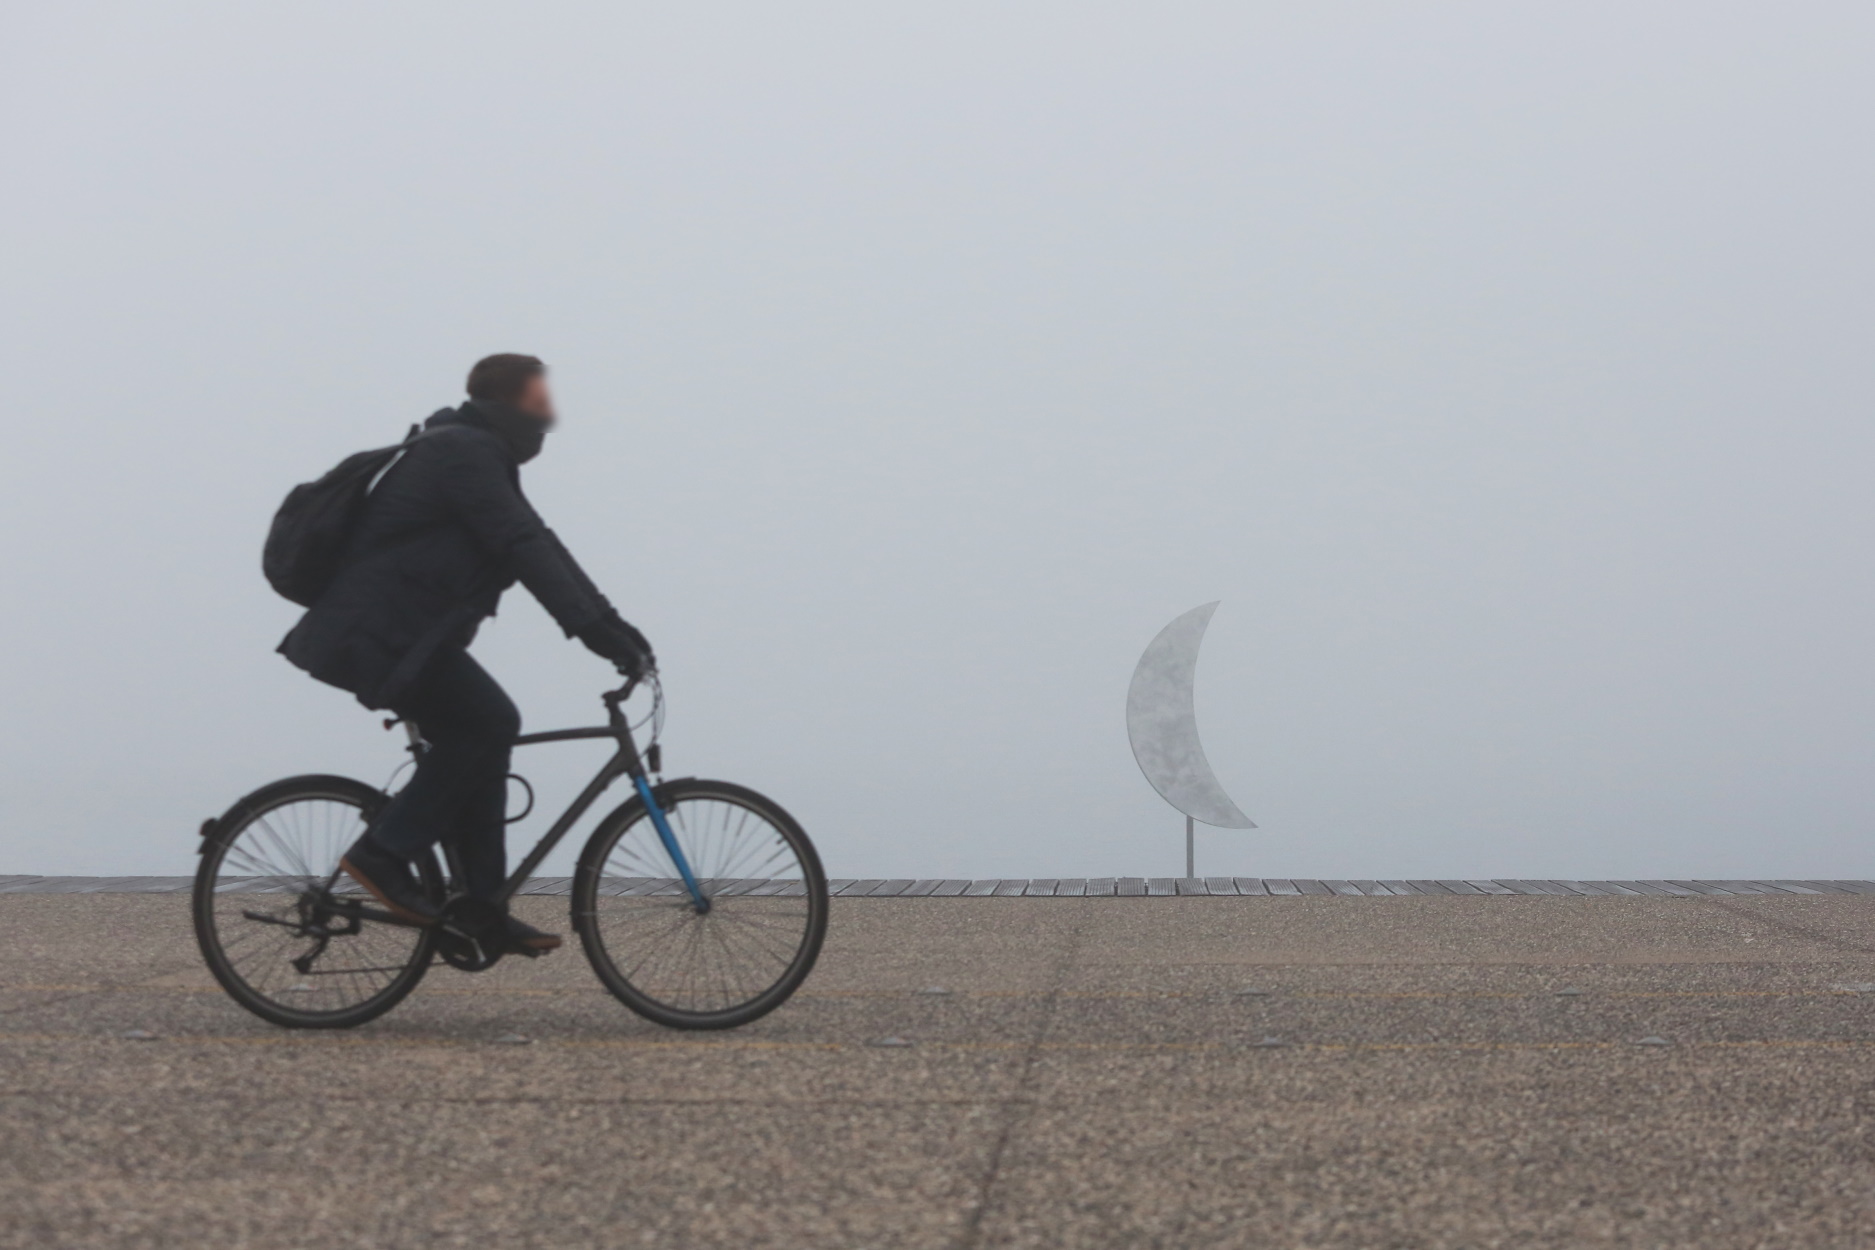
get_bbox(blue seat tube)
[633,775,709,911]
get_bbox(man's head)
[466,353,554,423]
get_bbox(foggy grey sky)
[3,2,1873,879]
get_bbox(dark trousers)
[369,647,519,901]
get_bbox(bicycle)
[192,675,828,1030]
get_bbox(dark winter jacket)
[279,402,619,709]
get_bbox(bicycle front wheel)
[573,778,828,1029]
[193,775,442,1029]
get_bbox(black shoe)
[339,836,439,926]
[500,913,562,955]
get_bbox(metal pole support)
[1185,814,1194,879]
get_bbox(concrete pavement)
[5,891,1875,1247]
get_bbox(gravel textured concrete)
[5,892,1875,1248]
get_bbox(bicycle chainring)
[434,897,506,972]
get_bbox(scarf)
[463,399,552,464]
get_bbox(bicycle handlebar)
[602,668,654,709]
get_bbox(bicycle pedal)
[435,928,503,972]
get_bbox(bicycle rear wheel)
[193,775,442,1029]
[573,778,828,1029]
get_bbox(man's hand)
[577,614,656,678]
[613,655,655,681]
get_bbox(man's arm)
[434,433,653,670]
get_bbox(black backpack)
[263,425,428,606]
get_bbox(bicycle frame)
[433,679,709,913]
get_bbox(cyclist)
[278,353,654,952]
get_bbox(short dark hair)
[466,353,545,403]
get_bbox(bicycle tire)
[572,778,828,1030]
[193,774,442,1029]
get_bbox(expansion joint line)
[1699,895,1875,957]
[953,913,1089,1250]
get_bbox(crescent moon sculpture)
[1126,603,1255,875]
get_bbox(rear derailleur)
[236,889,367,975]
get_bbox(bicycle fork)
[633,775,710,913]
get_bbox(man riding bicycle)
[278,353,653,953]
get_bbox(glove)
[577,614,656,677]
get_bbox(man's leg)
[446,764,511,902]
[445,759,561,952]
[347,647,558,949]
[355,648,519,908]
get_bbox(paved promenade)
[4,874,1869,896]
[5,888,1875,1248]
